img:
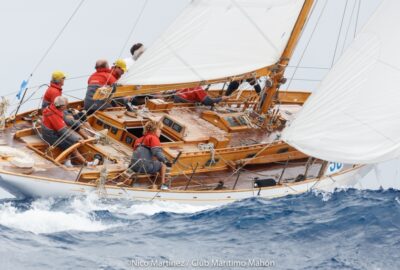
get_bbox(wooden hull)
[0,165,367,206]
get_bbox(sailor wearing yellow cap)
[42,70,66,109]
[111,59,127,80]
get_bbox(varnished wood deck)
[0,91,316,192]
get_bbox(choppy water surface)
[0,189,399,270]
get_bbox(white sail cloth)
[283,0,400,164]
[118,0,305,85]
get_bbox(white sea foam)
[0,198,114,234]
[312,189,333,202]
[0,192,215,234]
[115,200,215,216]
[70,192,215,216]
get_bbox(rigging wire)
[118,0,149,58]
[14,0,150,151]
[6,77,282,111]
[11,0,86,117]
[339,0,357,57]
[287,65,330,70]
[354,0,362,38]
[11,1,354,172]
[55,0,150,132]
[286,0,328,90]
[2,74,90,98]
[6,87,87,109]
[8,84,48,116]
[330,0,349,67]
[30,0,86,77]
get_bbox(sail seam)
[378,60,400,73]
[342,111,398,145]
[230,0,279,53]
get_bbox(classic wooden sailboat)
[0,0,392,205]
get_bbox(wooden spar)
[93,67,271,100]
[259,0,314,114]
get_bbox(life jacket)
[177,86,207,102]
[131,133,161,161]
[43,82,62,104]
[133,133,161,150]
[42,104,66,131]
[87,67,117,86]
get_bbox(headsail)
[282,0,400,164]
[118,0,306,86]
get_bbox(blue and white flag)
[16,79,28,100]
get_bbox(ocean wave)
[0,197,115,234]
[0,189,399,269]
[0,192,215,234]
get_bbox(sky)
[1,0,398,197]
[0,0,190,112]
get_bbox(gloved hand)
[77,111,87,122]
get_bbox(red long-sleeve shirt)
[87,67,117,86]
[133,132,161,150]
[177,86,208,102]
[42,104,66,131]
[43,82,63,105]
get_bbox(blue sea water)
[0,189,399,270]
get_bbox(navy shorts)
[131,159,162,174]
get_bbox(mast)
[259,0,314,115]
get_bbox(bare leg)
[160,163,166,185]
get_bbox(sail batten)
[118,0,306,86]
[282,0,400,164]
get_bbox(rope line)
[31,0,86,76]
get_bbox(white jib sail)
[118,0,305,85]
[282,0,400,164]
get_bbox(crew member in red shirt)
[118,120,171,189]
[41,71,66,109]
[84,59,118,114]
[174,86,228,106]
[42,96,87,165]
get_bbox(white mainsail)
[118,0,305,85]
[282,0,400,164]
